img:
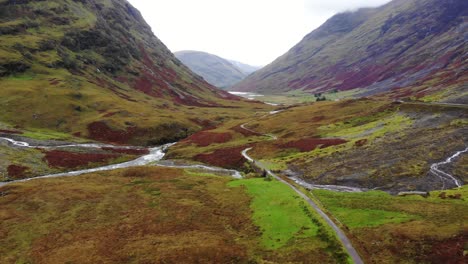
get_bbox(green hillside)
[0,0,259,145]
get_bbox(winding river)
[0,137,241,188]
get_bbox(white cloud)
[305,0,392,12]
[128,0,392,65]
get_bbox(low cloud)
[305,0,392,13]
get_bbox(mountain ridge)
[0,0,252,145]
[175,50,257,89]
[233,0,468,103]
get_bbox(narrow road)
[240,112,363,263]
[242,148,364,264]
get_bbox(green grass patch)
[320,113,412,140]
[22,128,83,141]
[229,178,318,249]
[312,190,422,229]
[332,208,415,228]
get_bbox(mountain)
[228,60,261,75]
[233,0,468,102]
[175,50,248,89]
[0,0,244,145]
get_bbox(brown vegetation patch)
[183,131,232,147]
[355,139,368,147]
[427,233,467,264]
[194,146,247,168]
[101,147,149,155]
[281,138,348,152]
[7,165,29,179]
[44,150,120,169]
[87,121,136,144]
[311,115,326,122]
[48,78,60,85]
[0,129,23,134]
[189,118,216,130]
[231,125,262,137]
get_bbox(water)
[228,91,264,100]
[0,143,173,188]
[430,146,468,188]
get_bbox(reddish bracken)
[0,129,23,134]
[101,147,149,155]
[7,165,29,179]
[87,121,136,144]
[194,146,247,169]
[230,125,262,137]
[355,139,368,147]
[44,150,120,169]
[183,131,232,147]
[189,118,216,130]
[281,138,348,152]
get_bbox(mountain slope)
[228,60,261,75]
[175,50,248,88]
[0,0,250,145]
[233,0,468,102]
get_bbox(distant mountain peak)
[175,50,259,89]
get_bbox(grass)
[0,167,259,263]
[22,128,85,141]
[229,178,319,249]
[312,187,468,263]
[312,190,420,229]
[255,89,360,105]
[0,0,272,146]
[0,166,348,263]
[319,112,412,140]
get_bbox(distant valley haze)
[128,0,392,66]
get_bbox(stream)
[430,146,468,189]
[0,137,243,188]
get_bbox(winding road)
[242,148,364,264]
[239,111,364,263]
[238,108,466,263]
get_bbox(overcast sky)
[128,0,392,66]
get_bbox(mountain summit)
[233,0,467,102]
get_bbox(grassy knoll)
[312,187,468,263]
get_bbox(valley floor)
[0,97,467,263]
